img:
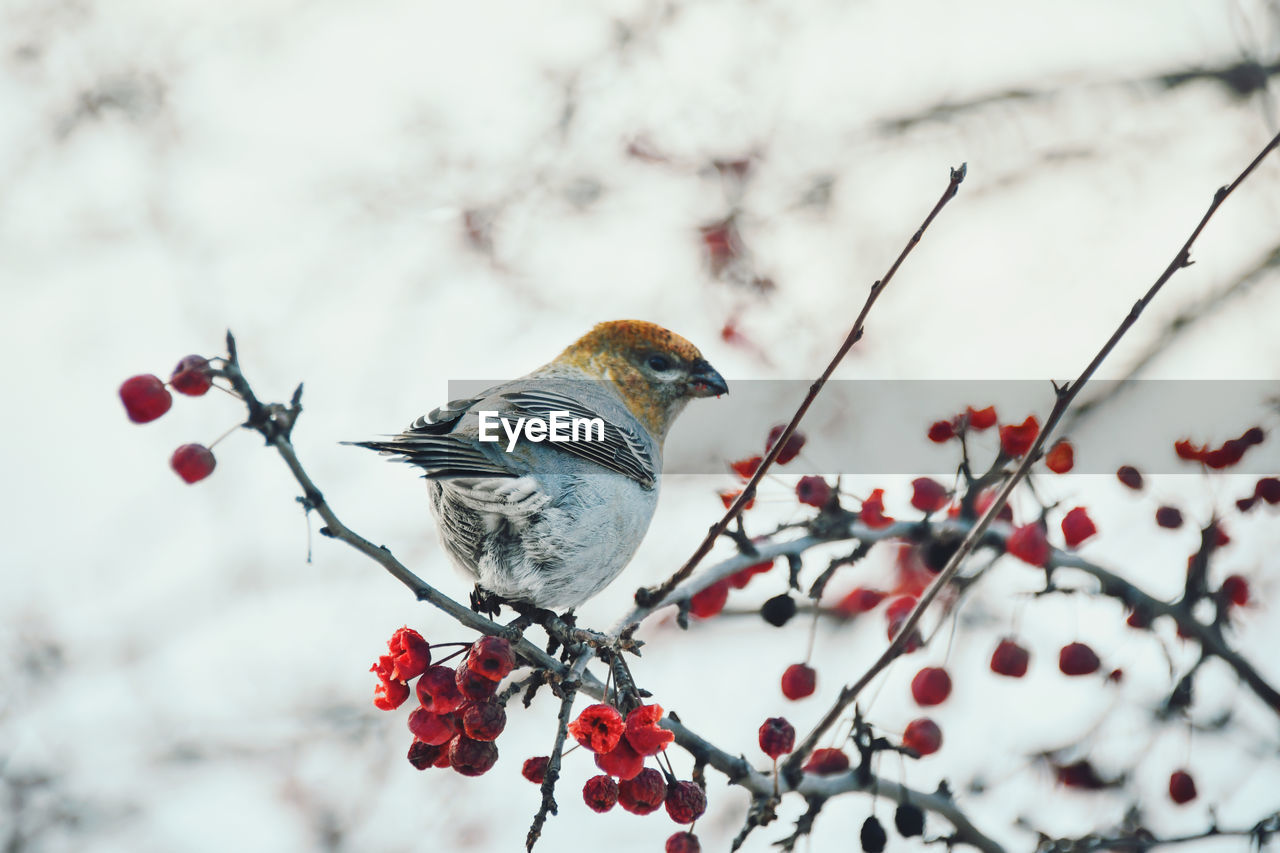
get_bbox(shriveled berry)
[625,704,674,756]
[170,355,212,396]
[664,780,707,823]
[468,635,515,682]
[1116,465,1144,489]
[1045,440,1074,473]
[1220,575,1250,607]
[689,579,730,619]
[388,626,431,682]
[462,700,506,741]
[767,425,805,464]
[894,803,924,837]
[796,476,831,507]
[927,420,956,442]
[595,736,644,780]
[758,717,795,758]
[966,405,998,430]
[568,703,625,754]
[521,756,549,783]
[171,444,216,484]
[902,718,941,756]
[910,667,951,706]
[781,663,817,700]
[835,588,886,616]
[417,664,465,714]
[860,815,887,852]
[761,594,797,627]
[860,488,893,528]
[1006,523,1050,566]
[666,832,701,853]
[1059,642,1100,676]
[119,374,172,423]
[455,661,498,701]
[999,415,1039,457]
[449,735,498,776]
[990,639,1030,678]
[802,748,849,775]
[910,478,948,513]
[1169,769,1197,804]
[1156,506,1183,529]
[373,677,409,711]
[617,767,666,815]
[1061,507,1097,548]
[407,708,458,746]
[583,774,619,812]
[407,740,444,770]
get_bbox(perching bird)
[353,320,727,610]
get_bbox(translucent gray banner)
[442,379,1280,476]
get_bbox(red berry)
[664,780,707,824]
[927,420,956,443]
[910,477,948,513]
[416,665,465,714]
[1220,575,1250,607]
[796,476,831,507]
[767,425,805,464]
[407,740,444,770]
[372,677,409,711]
[624,704,674,756]
[781,663,817,700]
[170,355,212,396]
[462,700,506,741]
[902,718,942,756]
[1107,668,1124,683]
[1006,523,1050,567]
[689,578,730,619]
[666,832,701,853]
[758,717,795,758]
[860,488,894,528]
[802,748,850,775]
[407,708,459,746]
[568,703,625,754]
[468,635,515,682]
[388,626,431,681]
[1116,465,1144,489]
[595,736,644,780]
[455,661,498,701]
[449,735,498,776]
[999,415,1040,457]
[730,456,762,479]
[727,559,774,589]
[1204,438,1247,469]
[1059,642,1100,676]
[1061,507,1097,548]
[835,587,886,616]
[1169,769,1197,804]
[583,774,619,813]
[521,756,549,784]
[1045,440,1074,473]
[966,405,998,430]
[1255,477,1280,504]
[171,444,216,484]
[1155,506,1183,529]
[990,639,1030,678]
[618,767,667,815]
[1055,760,1107,789]
[910,667,952,706]
[119,374,173,423]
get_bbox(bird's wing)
[497,388,656,489]
[349,395,521,480]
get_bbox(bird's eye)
[646,355,671,372]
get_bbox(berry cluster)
[119,355,220,483]
[370,628,516,778]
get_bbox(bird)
[352,320,727,611]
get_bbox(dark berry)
[1169,769,1197,804]
[990,639,1030,678]
[583,774,619,812]
[521,756,548,784]
[462,700,506,741]
[617,767,666,815]
[761,594,797,627]
[449,735,498,776]
[1059,642,1100,676]
[758,717,795,758]
[894,803,924,837]
[664,780,707,824]
[860,815,887,852]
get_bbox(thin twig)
[526,683,578,852]
[633,163,967,609]
[782,128,1280,782]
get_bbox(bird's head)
[554,320,727,439]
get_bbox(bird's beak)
[688,359,728,397]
